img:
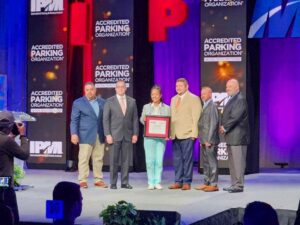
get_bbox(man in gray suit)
[103,80,139,189]
[196,87,219,192]
[220,79,250,193]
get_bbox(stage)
[16,168,300,225]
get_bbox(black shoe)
[110,184,117,189]
[228,188,243,193]
[121,184,133,189]
[223,186,234,191]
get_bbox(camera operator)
[0,111,29,224]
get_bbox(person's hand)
[132,135,138,144]
[219,126,225,134]
[17,123,26,136]
[71,134,79,145]
[205,142,211,148]
[106,135,113,144]
[191,137,196,141]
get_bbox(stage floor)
[17,168,300,225]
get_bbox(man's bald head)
[226,79,240,96]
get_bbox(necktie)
[120,97,126,115]
[176,97,181,109]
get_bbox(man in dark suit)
[220,79,250,193]
[70,82,107,189]
[103,80,139,189]
[195,87,219,192]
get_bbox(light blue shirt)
[89,99,99,117]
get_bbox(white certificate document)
[148,120,167,135]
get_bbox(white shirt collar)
[116,94,126,100]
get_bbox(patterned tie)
[120,96,126,115]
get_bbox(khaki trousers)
[78,136,105,183]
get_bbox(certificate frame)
[144,115,170,139]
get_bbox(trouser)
[110,139,132,185]
[78,136,105,183]
[0,187,19,224]
[202,144,218,186]
[172,138,194,184]
[144,138,166,186]
[227,145,247,188]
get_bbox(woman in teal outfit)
[140,85,170,190]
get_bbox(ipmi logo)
[31,0,63,15]
[249,0,300,38]
[30,141,63,157]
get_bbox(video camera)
[11,122,24,136]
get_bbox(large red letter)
[149,0,188,42]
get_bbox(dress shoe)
[194,184,209,190]
[121,184,133,189]
[228,188,243,193]
[148,185,155,190]
[155,184,163,190]
[168,183,182,189]
[79,182,88,189]
[94,181,108,188]
[203,185,219,192]
[223,186,234,191]
[110,184,117,189]
[181,184,191,190]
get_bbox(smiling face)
[84,84,96,100]
[201,87,212,102]
[176,81,188,95]
[151,88,162,104]
[226,79,239,96]
[115,80,127,96]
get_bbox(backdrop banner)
[27,0,68,168]
[200,0,247,172]
[92,0,134,98]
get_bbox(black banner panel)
[200,0,247,172]
[92,0,134,98]
[27,0,68,168]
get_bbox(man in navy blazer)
[70,82,107,188]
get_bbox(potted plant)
[100,200,168,225]
[100,200,139,225]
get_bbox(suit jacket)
[198,100,220,145]
[170,91,202,139]
[103,95,139,142]
[0,134,29,183]
[139,102,171,125]
[221,92,250,145]
[70,96,106,144]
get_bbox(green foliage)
[13,164,25,186]
[100,200,139,225]
[100,200,166,225]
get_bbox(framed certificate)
[144,115,170,138]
